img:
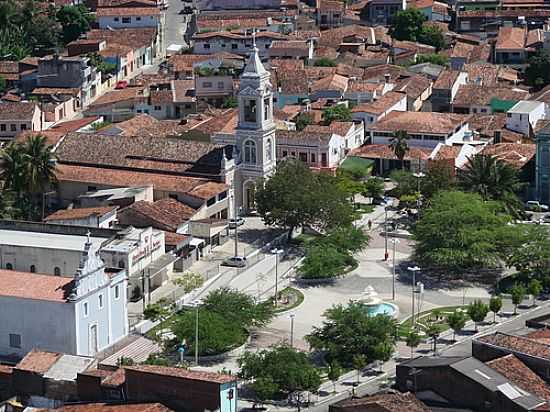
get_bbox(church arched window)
[244,140,257,164]
[266,138,272,161]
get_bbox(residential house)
[117,198,195,233]
[351,91,407,131]
[194,10,296,34]
[452,85,530,114]
[317,0,345,28]
[456,9,550,34]
[449,41,492,70]
[77,186,155,208]
[396,356,548,411]
[194,66,236,107]
[0,236,128,358]
[84,86,146,121]
[506,100,546,136]
[268,40,314,61]
[0,102,43,141]
[310,73,348,101]
[431,69,468,112]
[393,74,433,111]
[352,144,433,174]
[344,79,388,104]
[367,111,471,148]
[44,206,119,228]
[31,88,80,124]
[495,26,529,66]
[191,32,288,56]
[37,55,101,109]
[361,0,405,24]
[197,0,280,11]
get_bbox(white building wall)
[0,296,77,357]
[98,15,160,29]
[506,102,546,136]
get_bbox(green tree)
[508,225,550,281]
[87,53,118,76]
[325,225,369,253]
[221,96,238,108]
[458,154,523,217]
[238,345,321,399]
[467,300,489,332]
[294,112,314,131]
[415,53,448,66]
[327,361,343,393]
[314,57,337,67]
[56,4,94,44]
[297,241,352,279]
[426,322,443,353]
[418,25,447,50]
[172,309,245,356]
[143,298,173,323]
[489,295,502,323]
[202,287,274,328]
[253,376,278,402]
[421,161,455,199]
[390,8,426,41]
[174,271,204,293]
[447,310,466,342]
[306,301,396,366]
[528,279,542,307]
[510,283,526,315]
[323,105,352,123]
[144,353,172,366]
[389,130,409,169]
[405,330,421,358]
[352,354,367,383]
[414,191,517,275]
[363,177,384,199]
[389,170,417,197]
[256,158,353,240]
[525,49,550,88]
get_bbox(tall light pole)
[408,266,421,328]
[384,204,389,261]
[271,248,283,305]
[289,313,295,348]
[192,298,202,366]
[391,239,400,300]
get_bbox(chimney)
[494,130,502,144]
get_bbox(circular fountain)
[357,285,398,317]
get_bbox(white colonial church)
[215,39,277,214]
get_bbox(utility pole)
[391,239,400,300]
[195,301,199,366]
[408,266,420,327]
[290,314,295,348]
[384,205,388,261]
[271,248,283,305]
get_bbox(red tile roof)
[368,111,469,135]
[495,26,526,50]
[0,102,38,120]
[352,144,432,161]
[51,116,101,133]
[44,206,117,222]
[477,332,550,360]
[96,6,160,16]
[352,91,406,115]
[124,365,237,384]
[36,403,172,412]
[480,143,535,169]
[487,354,550,401]
[16,349,62,374]
[0,270,73,303]
[120,199,195,231]
[333,391,430,412]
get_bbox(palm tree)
[0,142,25,194]
[389,130,410,170]
[20,134,58,195]
[458,154,524,215]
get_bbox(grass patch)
[273,287,304,313]
[355,204,375,214]
[397,306,468,338]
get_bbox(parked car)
[115,80,128,89]
[221,256,247,268]
[228,217,245,229]
[525,201,549,212]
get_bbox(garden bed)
[273,287,305,313]
[398,306,468,337]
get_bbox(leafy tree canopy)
[314,57,337,67]
[415,53,449,66]
[306,301,396,365]
[256,159,353,239]
[525,50,550,88]
[294,112,314,131]
[414,191,518,274]
[238,344,321,399]
[390,8,446,49]
[323,105,352,123]
[56,4,94,44]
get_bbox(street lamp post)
[290,313,295,348]
[384,204,389,261]
[408,266,421,327]
[271,248,283,305]
[192,299,202,366]
[391,239,400,300]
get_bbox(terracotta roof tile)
[86,28,157,50]
[487,354,550,401]
[480,143,535,168]
[51,117,101,133]
[352,91,406,115]
[352,143,432,161]
[124,364,236,384]
[477,332,550,360]
[453,85,529,107]
[319,25,377,48]
[495,26,526,50]
[394,75,432,99]
[120,199,195,231]
[276,129,333,144]
[163,231,188,246]
[369,111,469,135]
[333,391,430,412]
[44,206,117,222]
[363,64,406,82]
[434,69,461,90]
[0,270,74,303]
[311,73,348,93]
[16,349,62,374]
[0,102,37,120]
[96,6,160,16]
[36,403,172,412]
[107,114,159,135]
